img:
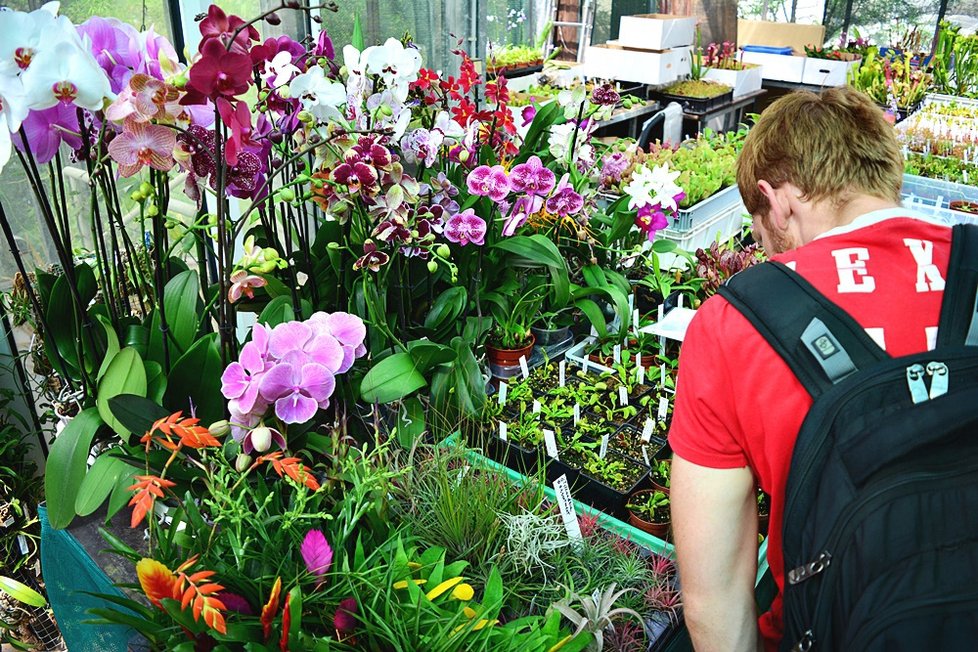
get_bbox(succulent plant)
[552,583,644,651]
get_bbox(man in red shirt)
[668,87,951,651]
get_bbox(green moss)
[661,79,731,99]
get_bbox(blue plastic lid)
[742,45,794,55]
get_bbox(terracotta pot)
[486,334,536,367]
[651,459,671,494]
[626,489,671,540]
[949,200,978,215]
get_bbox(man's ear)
[757,180,791,231]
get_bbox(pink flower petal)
[324,312,366,348]
[300,529,333,578]
[275,391,318,423]
[300,363,336,404]
[307,334,344,373]
[221,362,249,400]
[259,363,296,402]
[269,321,312,358]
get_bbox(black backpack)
[717,223,978,652]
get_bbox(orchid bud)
[208,420,230,437]
[146,204,159,217]
[458,150,470,163]
[263,247,279,260]
[278,187,296,202]
[327,241,341,249]
[427,260,438,273]
[265,11,281,25]
[379,104,393,117]
[436,244,451,258]
[130,190,144,202]
[297,110,314,123]
[277,85,291,99]
[139,181,153,195]
[207,214,217,225]
[235,453,252,473]
[259,260,277,274]
[172,72,188,89]
[339,66,348,76]
[284,0,300,7]
[250,426,272,452]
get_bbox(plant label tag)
[633,308,640,327]
[590,323,598,337]
[553,474,583,545]
[613,345,621,364]
[582,357,589,373]
[17,534,28,555]
[499,421,507,442]
[937,194,945,208]
[637,364,645,386]
[573,403,581,425]
[628,292,635,312]
[658,304,665,322]
[543,429,559,460]
[618,386,628,407]
[559,360,566,387]
[519,355,530,379]
[658,396,669,422]
[1,516,13,529]
[660,364,667,387]
[532,400,541,414]
[642,445,651,466]
[678,293,684,309]
[498,382,508,405]
[642,418,655,442]
[599,433,610,459]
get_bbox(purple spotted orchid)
[444,208,486,246]
[509,155,556,197]
[545,173,584,217]
[466,164,510,203]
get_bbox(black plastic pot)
[531,326,573,347]
[574,454,651,519]
[487,436,539,477]
[650,88,733,114]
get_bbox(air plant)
[551,583,644,651]
[498,509,571,575]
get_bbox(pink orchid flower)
[227,269,266,303]
[466,164,510,203]
[509,155,556,196]
[444,208,486,246]
[107,117,176,177]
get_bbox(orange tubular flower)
[136,558,180,609]
[280,593,291,652]
[128,475,177,528]
[261,577,283,641]
[256,452,320,491]
[142,411,222,451]
[176,564,227,635]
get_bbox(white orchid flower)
[343,44,374,103]
[364,38,421,102]
[432,110,464,140]
[625,163,684,211]
[290,66,345,123]
[0,75,28,173]
[365,88,411,140]
[22,39,112,111]
[262,50,300,89]
[0,5,78,77]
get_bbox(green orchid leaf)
[45,408,103,529]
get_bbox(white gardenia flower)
[290,67,345,123]
[625,164,684,211]
[0,75,28,173]
[364,38,421,102]
[262,50,300,89]
[22,39,112,111]
[0,4,77,77]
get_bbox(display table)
[593,100,663,140]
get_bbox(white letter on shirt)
[903,238,946,292]
[832,248,876,293]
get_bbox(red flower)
[199,4,259,54]
[128,475,177,528]
[185,39,252,102]
[458,55,480,94]
[334,597,358,636]
[280,593,291,652]
[217,98,255,166]
[494,107,516,135]
[261,577,282,641]
[485,78,509,106]
[450,98,477,126]
[412,67,439,91]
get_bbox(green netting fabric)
[39,505,136,651]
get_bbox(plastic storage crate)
[671,184,742,232]
[901,173,978,225]
[660,202,748,252]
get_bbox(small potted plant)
[576,449,649,518]
[483,282,548,369]
[702,40,763,97]
[626,489,671,539]
[611,425,666,464]
[949,200,978,214]
[651,43,732,113]
[651,458,671,494]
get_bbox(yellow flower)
[425,576,464,600]
[463,606,477,619]
[451,583,474,601]
[393,579,427,590]
[453,618,499,633]
[407,561,422,570]
[547,634,575,652]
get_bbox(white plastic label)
[498,382,508,405]
[559,360,566,387]
[633,308,641,333]
[519,355,530,379]
[642,445,651,466]
[618,386,628,406]
[637,364,645,386]
[499,421,508,441]
[553,474,583,544]
[573,403,581,424]
[660,364,667,387]
[532,400,541,414]
[543,429,559,459]
[599,434,609,459]
[613,345,621,364]
[658,304,665,321]
[582,357,589,373]
[17,535,28,555]
[642,418,655,442]
[678,293,684,309]
[658,396,669,422]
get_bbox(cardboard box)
[737,19,825,54]
[801,57,861,87]
[582,42,691,85]
[618,14,697,51]
[703,65,763,98]
[741,50,807,83]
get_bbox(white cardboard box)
[740,50,807,83]
[703,65,763,98]
[618,14,697,51]
[800,57,861,87]
[583,42,691,85]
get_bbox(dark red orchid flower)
[184,39,252,103]
[199,4,259,54]
[346,137,392,170]
[217,98,255,166]
[332,158,379,197]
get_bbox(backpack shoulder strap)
[717,261,889,398]
[937,223,978,347]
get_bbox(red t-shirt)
[668,213,952,650]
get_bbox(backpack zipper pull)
[787,551,832,584]
[906,363,929,404]
[927,361,949,399]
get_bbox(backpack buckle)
[787,551,832,585]
[791,631,815,652]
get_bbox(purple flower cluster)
[220,312,367,438]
